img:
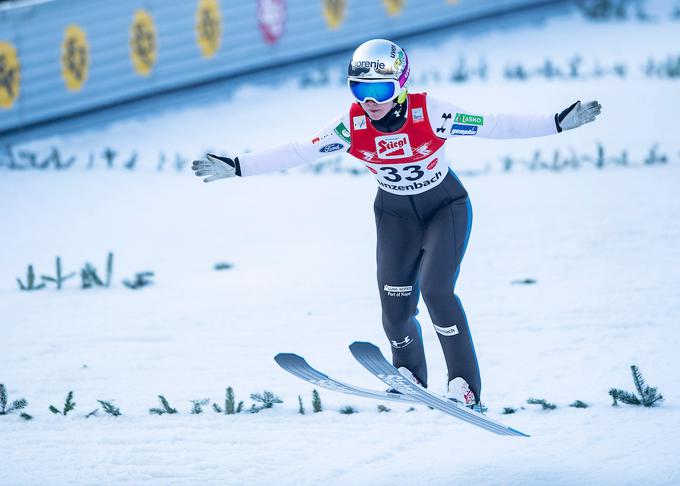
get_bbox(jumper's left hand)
[556,100,602,132]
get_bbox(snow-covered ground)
[2,2,680,485]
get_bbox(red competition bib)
[348,93,446,195]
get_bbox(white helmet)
[347,39,410,104]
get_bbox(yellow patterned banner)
[130,10,157,76]
[62,25,89,91]
[197,0,222,58]
[0,41,20,108]
[323,0,346,30]
[384,0,406,16]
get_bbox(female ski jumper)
[192,39,602,406]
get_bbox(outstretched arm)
[427,97,602,140]
[192,113,352,182]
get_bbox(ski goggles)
[348,79,401,104]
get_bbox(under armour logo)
[437,113,452,133]
[391,336,413,349]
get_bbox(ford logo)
[319,143,344,153]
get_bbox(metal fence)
[0,0,563,135]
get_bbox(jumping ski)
[349,341,530,437]
[274,352,419,404]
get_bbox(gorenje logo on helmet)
[375,134,413,159]
[351,60,386,70]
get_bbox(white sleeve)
[427,96,558,140]
[238,112,352,177]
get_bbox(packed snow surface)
[2,2,679,485]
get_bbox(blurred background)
[1,1,679,485]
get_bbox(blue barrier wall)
[0,0,563,135]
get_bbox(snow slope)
[2,2,680,485]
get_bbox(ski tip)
[507,427,530,437]
[349,341,379,351]
[274,353,304,364]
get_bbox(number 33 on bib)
[349,93,446,195]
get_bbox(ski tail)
[274,352,418,404]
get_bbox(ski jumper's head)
[348,39,410,120]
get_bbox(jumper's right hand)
[556,100,602,132]
[192,154,239,183]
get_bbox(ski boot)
[386,367,424,394]
[446,377,487,413]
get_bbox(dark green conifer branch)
[527,398,557,410]
[17,264,46,291]
[49,391,76,415]
[609,365,664,407]
[312,389,322,413]
[41,256,76,290]
[0,384,29,416]
[97,400,121,416]
[249,391,283,413]
[190,399,210,414]
[149,395,178,415]
[123,271,155,290]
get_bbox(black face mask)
[369,97,408,134]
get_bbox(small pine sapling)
[249,404,262,414]
[16,264,46,291]
[149,395,178,415]
[0,384,30,419]
[213,262,234,271]
[85,409,99,418]
[123,272,155,290]
[609,389,641,406]
[124,152,138,170]
[42,256,76,290]
[406,407,416,412]
[377,404,391,413]
[226,387,236,414]
[527,398,557,410]
[298,396,305,415]
[190,399,210,414]
[49,391,76,415]
[105,252,114,287]
[569,400,589,408]
[312,389,322,413]
[609,365,664,407]
[80,253,113,289]
[250,391,283,411]
[631,365,664,407]
[213,387,241,415]
[502,407,518,415]
[339,405,358,415]
[97,400,121,416]
[511,278,537,285]
[80,264,104,289]
[80,267,93,289]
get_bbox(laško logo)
[375,134,412,159]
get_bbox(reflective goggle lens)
[349,80,397,103]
